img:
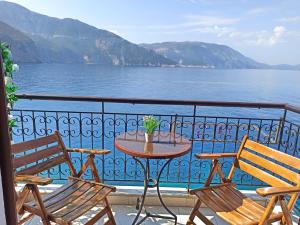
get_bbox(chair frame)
[13,131,116,225]
[187,135,300,225]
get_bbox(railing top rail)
[16,94,299,111]
[285,104,300,114]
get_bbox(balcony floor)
[25,205,299,225]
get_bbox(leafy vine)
[1,42,19,128]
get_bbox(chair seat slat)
[46,182,92,212]
[213,187,261,221]
[226,185,267,216]
[53,185,104,218]
[62,186,113,222]
[193,184,281,225]
[30,180,80,207]
[200,189,254,224]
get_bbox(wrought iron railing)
[12,94,300,190]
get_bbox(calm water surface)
[14,64,300,121]
[12,64,300,189]
[15,64,300,105]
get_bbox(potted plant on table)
[143,116,160,142]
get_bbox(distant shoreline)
[14,62,300,71]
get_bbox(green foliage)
[8,118,17,128]
[143,116,160,134]
[1,41,18,129]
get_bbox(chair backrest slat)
[240,150,300,184]
[12,131,76,176]
[11,134,58,154]
[237,160,293,187]
[228,135,300,212]
[244,140,300,170]
[13,145,63,169]
[17,155,66,175]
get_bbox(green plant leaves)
[143,116,160,134]
[1,41,18,129]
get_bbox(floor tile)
[25,205,299,225]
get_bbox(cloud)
[286,30,300,37]
[277,16,300,23]
[107,29,121,35]
[268,26,286,45]
[184,0,203,3]
[218,26,288,47]
[106,15,239,37]
[178,0,212,4]
[191,25,235,37]
[244,26,286,46]
[246,7,271,15]
[184,15,239,26]
[106,15,295,47]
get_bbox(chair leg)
[187,199,202,225]
[195,210,214,225]
[186,219,196,225]
[16,185,30,214]
[30,185,51,225]
[17,213,34,225]
[279,197,293,225]
[104,198,116,225]
[204,160,219,187]
[78,197,115,225]
[85,207,108,225]
[104,219,114,225]
[258,196,278,225]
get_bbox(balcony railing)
[12,94,300,191]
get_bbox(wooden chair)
[13,131,116,225]
[187,135,300,225]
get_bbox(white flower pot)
[144,142,153,153]
[145,133,153,143]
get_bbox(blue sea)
[14,64,300,126]
[12,64,300,196]
[14,64,300,106]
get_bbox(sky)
[5,0,300,65]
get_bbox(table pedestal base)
[132,157,177,225]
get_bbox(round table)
[115,131,191,225]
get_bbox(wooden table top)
[115,131,191,159]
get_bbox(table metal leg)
[157,158,177,224]
[132,157,177,225]
[132,157,148,225]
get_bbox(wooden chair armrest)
[195,153,237,159]
[15,175,53,185]
[256,186,300,197]
[67,148,111,155]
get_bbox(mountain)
[0,1,174,65]
[141,42,300,70]
[0,1,298,69]
[267,64,300,70]
[0,20,40,63]
[141,42,268,69]
[0,20,82,63]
